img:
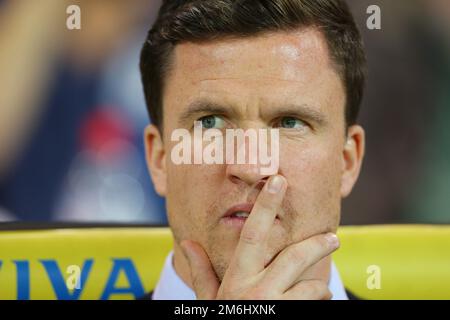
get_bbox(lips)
[222,203,281,221]
[223,203,255,219]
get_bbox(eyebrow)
[178,99,327,127]
[178,99,237,126]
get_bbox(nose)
[226,162,271,188]
[224,125,279,187]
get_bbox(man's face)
[147,28,361,279]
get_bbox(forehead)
[163,28,345,127]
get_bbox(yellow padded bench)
[0,224,449,300]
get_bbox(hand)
[181,175,340,300]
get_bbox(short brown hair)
[140,0,366,130]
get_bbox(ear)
[144,124,167,196]
[340,125,365,198]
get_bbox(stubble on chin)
[202,196,298,281]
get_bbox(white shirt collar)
[153,251,348,300]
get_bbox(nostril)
[229,175,242,185]
[246,179,268,203]
[255,179,267,191]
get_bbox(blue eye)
[278,117,306,129]
[199,115,225,129]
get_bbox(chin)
[206,239,239,280]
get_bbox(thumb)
[181,240,220,300]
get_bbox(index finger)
[228,174,287,280]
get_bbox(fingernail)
[325,233,340,249]
[267,175,284,194]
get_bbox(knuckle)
[240,229,263,245]
[286,244,308,264]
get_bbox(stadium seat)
[0,224,448,299]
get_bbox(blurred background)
[0,0,448,225]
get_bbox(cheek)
[279,140,342,234]
[165,164,210,243]
[280,140,341,188]
[165,162,224,225]
[167,162,223,194]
